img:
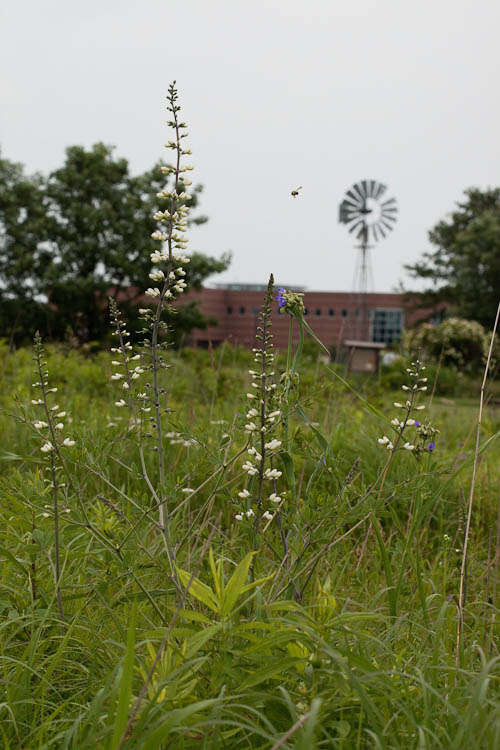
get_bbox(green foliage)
[406,187,500,328]
[0,146,230,345]
[0,342,499,748]
[406,316,497,371]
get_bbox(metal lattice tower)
[339,180,398,337]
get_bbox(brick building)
[179,284,442,352]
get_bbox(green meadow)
[0,337,499,749]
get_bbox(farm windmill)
[339,179,398,338]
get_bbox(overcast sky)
[1,0,499,291]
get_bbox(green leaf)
[295,697,322,750]
[296,405,329,453]
[183,623,222,660]
[109,600,136,750]
[141,699,219,745]
[208,547,223,606]
[221,551,255,617]
[0,547,29,575]
[176,568,219,613]
[239,657,299,689]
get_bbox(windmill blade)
[339,200,355,223]
[376,222,387,239]
[381,210,397,223]
[374,182,387,200]
[341,208,363,224]
[361,180,370,198]
[342,196,363,212]
[348,218,366,235]
[381,205,398,216]
[345,189,364,207]
[351,182,366,204]
[380,218,395,233]
[371,224,380,242]
[368,179,377,197]
[381,197,397,208]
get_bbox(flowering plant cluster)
[30,331,75,619]
[31,332,75,458]
[378,358,438,456]
[234,276,284,528]
[406,317,498,371]
[144,82,192,308]
[276,287,305,317]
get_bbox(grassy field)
[0,332,499,750]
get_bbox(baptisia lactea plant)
[235,276,285,540]
[378,357,439,456]
[108,82,195,571]
[30,332,76,619]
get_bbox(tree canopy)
[405,188,500,329]
[0,145,230,344]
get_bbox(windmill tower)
[339,180,398,339]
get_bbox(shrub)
[406,316,497,371]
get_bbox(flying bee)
[291,186,302,197]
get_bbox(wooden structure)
[344,340,386,374]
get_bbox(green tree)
[0,155,54,343]
[0,145,230,344]
[405,188,500,328]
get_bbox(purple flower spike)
[428,441,435,453]
[414,421,420,428]
[276,288,286,310]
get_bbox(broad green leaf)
[176,568,219,613]
[142,699,219,745]
[239,657,299,689]
[183,623,221,660]
[221,551,255,616]
[0,547,29,575]
[208,547,223,605]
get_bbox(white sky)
[1,0,499,291]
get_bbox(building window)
[315,308,321,316]
[239,306,246,314]
[252,307,259,314]
[431,310,445,326]
[227,306,233,314]
[355,309,360,318]
[342,309,348,317]
[328,309,335,317]
[370,309,404,344]
[304,308,309,316]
